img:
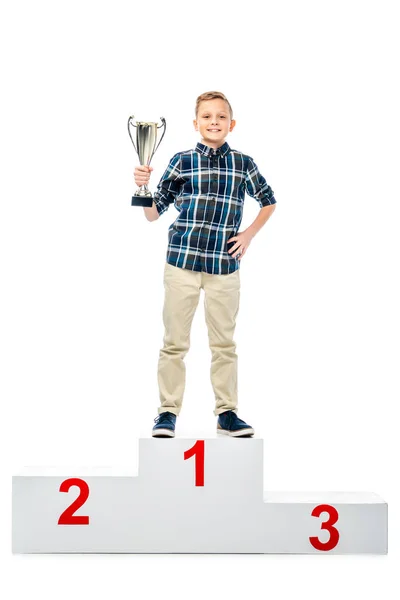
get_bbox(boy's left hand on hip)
[228,230,254,260]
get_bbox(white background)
[1,0,399,597]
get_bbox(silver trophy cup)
[128,115,166,207]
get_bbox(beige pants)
[157,262,241,417]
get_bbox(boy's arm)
[244,155,277,237]
[228,156,277,259]
[246,204,276,238]
[145,153,183,222]
[143,189,160,221]
[143,195,160,221]
[244,155,277,208]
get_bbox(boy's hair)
[195,91,233,120]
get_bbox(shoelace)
[154,412,175,425]
[221,411,245,427]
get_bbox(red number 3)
[309,504,339,551]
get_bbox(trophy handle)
[153,117,166,156]
[127,115,138,154]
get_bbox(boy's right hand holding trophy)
[134,165,153,188]
[134,165,159,221]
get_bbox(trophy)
[128,115,166,207]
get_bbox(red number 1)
[184,440,205,486]
[309,504,339,551]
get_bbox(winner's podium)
[12,436,387,554]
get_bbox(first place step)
[12,438,388,554]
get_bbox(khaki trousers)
[157,262,241,417]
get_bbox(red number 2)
[309,504,339,551]
[184,440,205,486]
[58,478,90,525]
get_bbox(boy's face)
[193,98,236,148]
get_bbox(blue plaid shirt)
[153,140,276,275]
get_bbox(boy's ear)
[193,119,198,130]
[230,119,236,131]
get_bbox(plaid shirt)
[153,140,276,275]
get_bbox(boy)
[134,91,276,438]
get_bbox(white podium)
[12,437,387,554]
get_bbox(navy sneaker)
[217,410,254,437]
[152,411,176,438]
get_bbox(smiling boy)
[134,91,276,438]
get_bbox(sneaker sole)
[152,428,175,438]
[217,427,254,437]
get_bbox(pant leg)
[157,262,201,416]
[202,268,241,416]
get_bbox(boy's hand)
[227,229,254,260]
[134,165,153,188]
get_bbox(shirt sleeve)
[244,156,277,207]
[153,152,183,216]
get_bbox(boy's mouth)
[208,129,221,132]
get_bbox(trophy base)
[131,195,153,208]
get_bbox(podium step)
[139,437,264,503]
[12,437,387,554]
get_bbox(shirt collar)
[195,141,230,158]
